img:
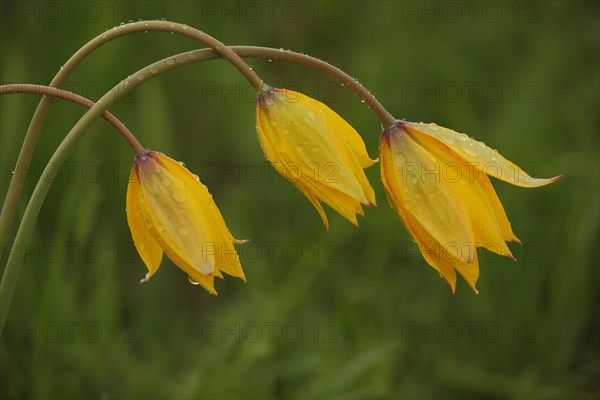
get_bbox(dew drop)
[177,161,185,167]
[462,143,478,157]
[166,59,175,66]
[172,191,186,202]
[307,109,317,120]
[394,154,406,166]
[192,173,200,181]
[178,227,188,236]
[162,178,171,187]
[410,175,418,184]
[150,67,158,74]
[156,223,165,232]
[188,276,199,285]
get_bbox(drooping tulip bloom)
[256,87,377,229]
[380,121,562,293]
[126,151,247,295]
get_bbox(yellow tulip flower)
[126,151,247,295]
[380,121,562,293]
[256,88,377,229]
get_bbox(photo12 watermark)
[200,320,341,343]
[400,321,539,343]
[1,321,141,344]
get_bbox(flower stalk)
[0,44,394,250]
[0,21,267,250]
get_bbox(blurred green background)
[1,1,598,398]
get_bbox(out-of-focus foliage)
[1,1,597,398]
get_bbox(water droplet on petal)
[462,143,478,157]
[188,276,199,285]
[172,191,186,202]
[307,109,317,120]
[178,227,188,236]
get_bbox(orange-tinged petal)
[156,156,247,281]
[137,152,217,277]
[408,128,518,257]
[404,121,563,188]
[383,124,475,263]
[126,167,163,281]
[380,141,459,291]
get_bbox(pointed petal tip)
[521,173,565,188]
[442,275,456,294]
[551,174,565,182]
[139,272,152,284]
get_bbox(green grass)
[1,1,598,398]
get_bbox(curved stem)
[1,59,166,331]
[0,20,265,250]
[0,84,144,154]
[232,46,396,127]
[0,43,397,331]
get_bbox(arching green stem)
[1,46,397,331]
[0,20,266,250]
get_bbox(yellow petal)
[147,153,246,283]
[126,166,163,281]
[404,122,563,188]
[137,152,217,278]
[256,88,376,227]
[407,129,518,257]
[382,125,475,263]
